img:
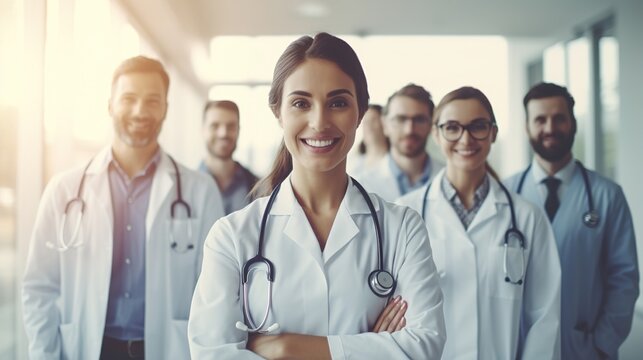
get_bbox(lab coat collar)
[85,146,172,176]
[85,145,177,239]
[273,174,376,264]
[428,169,508,231]
[269,174,379,216]
[467,174,509,231]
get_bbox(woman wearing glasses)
[397,86,561,359]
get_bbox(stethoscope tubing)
[239,177,396,333]
[421,173,526,285]
[51,154,192,252]
[516,160,598,228]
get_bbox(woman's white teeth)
[458,149,478,156]
[305,139,334,147]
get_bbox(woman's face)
[434,98,497,173]
[278,58,360,176]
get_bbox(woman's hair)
[358,104,387,154]
[433,86,500,180]
[433,86,496,125]
[251,32,370,197]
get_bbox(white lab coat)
[188,175,446,359]
[397,170,561,360]
[355,153,443,201]
[22,146,224,360]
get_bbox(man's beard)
[396,135,427,158]
[115,118,161,148]
[207,141,236,160]
[530,131,575,162]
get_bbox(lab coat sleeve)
[327,208,447,359]
[592,187,639,357]
[520,207,562,360]
[21,178,64,360]
[195,180,226,278]
[188,218,263,360]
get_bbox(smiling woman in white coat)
[188,33,446,359]
[397,86,561,360]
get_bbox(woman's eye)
[445,124,460,132]
[329,98,348,108]
[292,99,309,109]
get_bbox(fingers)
[394,315,406,332]
[386,300,407,332]
[372,296,400,331]
[373,296,408,332]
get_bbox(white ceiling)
[118,0,615,92]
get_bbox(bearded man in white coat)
[22,56,224,360]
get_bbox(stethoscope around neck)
[46,155,194,252]
[516,160,599,228]
[420,175,526,285]
[235,177,396,334]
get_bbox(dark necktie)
[543,177,561,222]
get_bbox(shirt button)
[124,292,131,298]
[126,225,132,231]
[128,197,133,204]
[125,258,131,265]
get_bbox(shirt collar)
[108,148,161,180]
[387,154,432,182]
[531,156,576,185]
[440,173,490,205]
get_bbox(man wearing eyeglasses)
[356,84,443,201]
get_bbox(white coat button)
[124,292,130,298]
[126,225,132,231]
[125,258,131,265]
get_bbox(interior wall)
[616,1,643,357]
[502,37,554,177]
[616,0,643,311]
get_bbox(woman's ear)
[491,125,498,143]
[271,106,283,128]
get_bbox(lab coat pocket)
[167,319,190,360]
[59,322,78,360]
[169,218,200,320]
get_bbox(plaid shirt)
[440,174,490,230]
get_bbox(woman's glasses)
[437,120,495,142]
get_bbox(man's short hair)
[384,83,435,118]
[523,82,576,122]
[202,100,240,122]
[111,56,170,95]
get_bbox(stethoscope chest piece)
[369,269,395,297]
[583,210,600,228]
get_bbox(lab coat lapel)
[322,180,363,264]
[84,147,114,223]
[467,176,502,232]
[277,179,325,269]
[429,171,468,238]
[146,151,173,241]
